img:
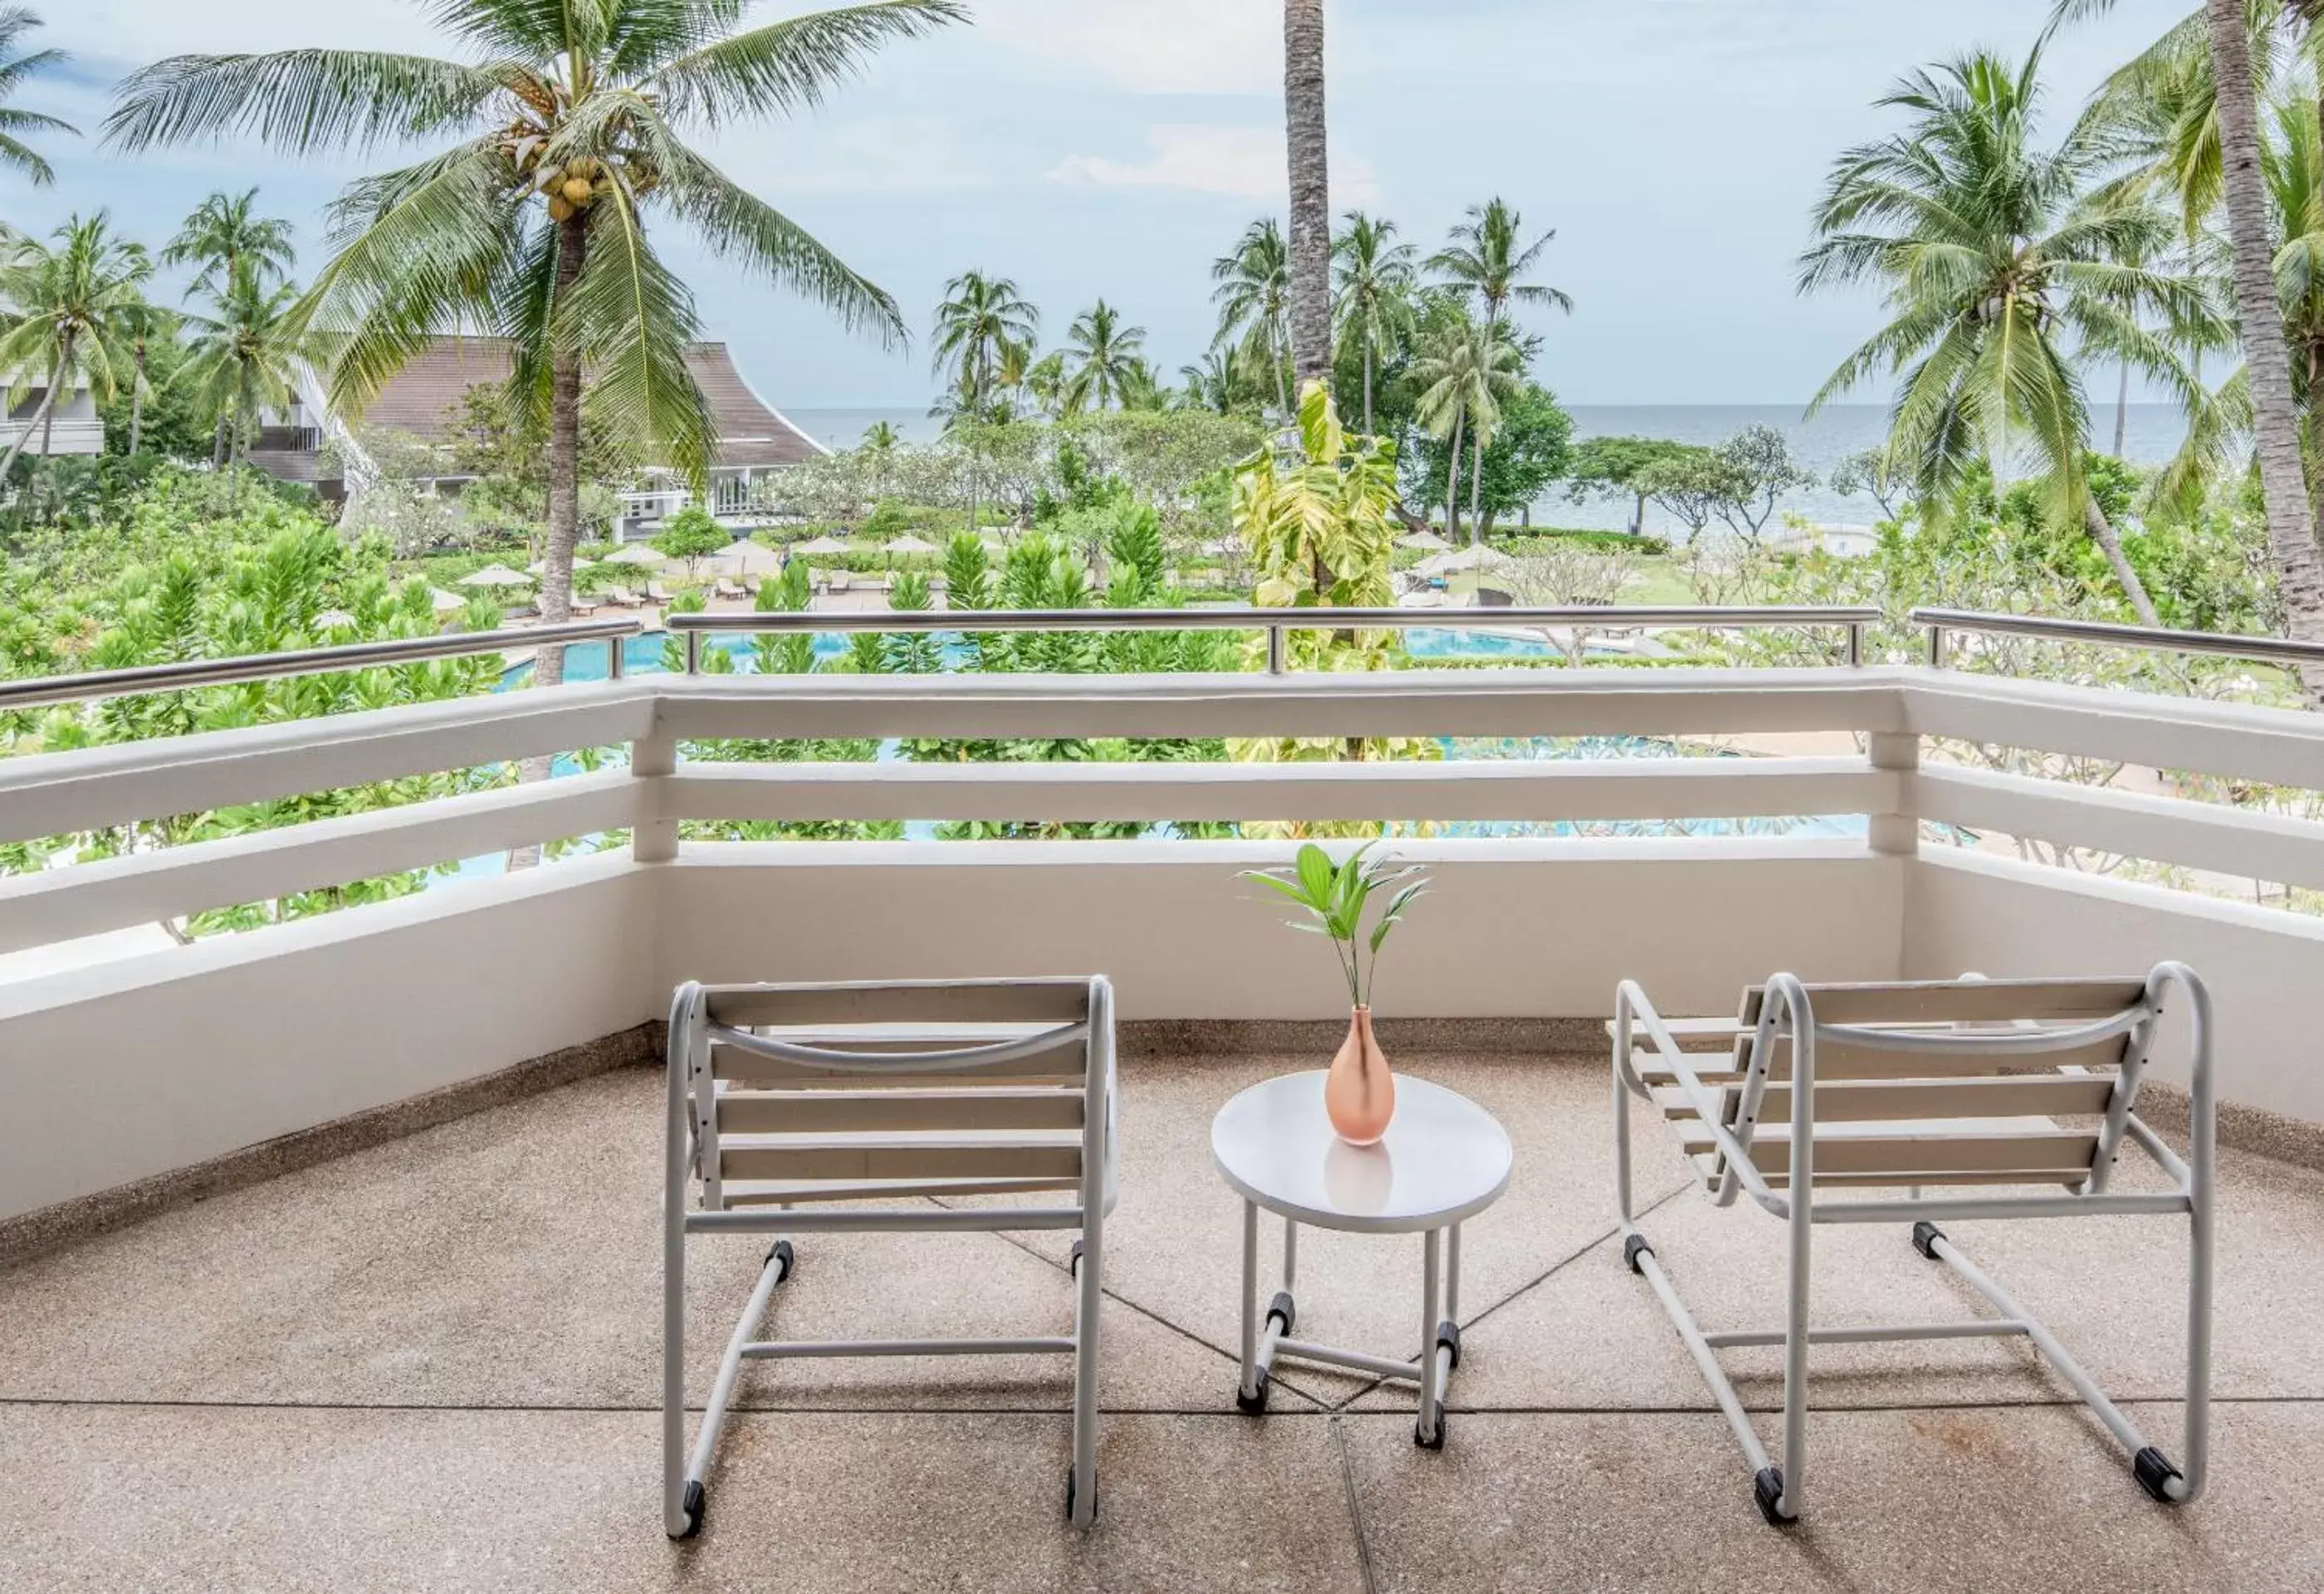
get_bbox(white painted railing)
[5,648,2324,1220]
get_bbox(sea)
[779,403,2198,537]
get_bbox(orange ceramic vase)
[1324,1006,1396,1145]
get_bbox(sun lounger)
[663,976,1118,1538]
[1609,966,2213,1524]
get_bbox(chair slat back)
[682,980,1105,1212]
[1668,975,2158,1196]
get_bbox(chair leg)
[1770,1173,1811,1524]
[663,1211,693,1538]
[1069,1206,1103,1528]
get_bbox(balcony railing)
[5,606,2324,1224]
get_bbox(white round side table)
[1210,1070,1514,1446]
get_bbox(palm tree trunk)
[2113,359,2130,458]
[2084,496,2160,627]
[1468,428,1485,545]
[130,343,146,457]
[1445,406,1466,542]
[1283,0,1332,394]
[511,214,591,872]
[0,378,59,484]
[1270,323,1292,419]
[2207,0,2324,698]
[37,340,68,461]
[1362,342,1375,437]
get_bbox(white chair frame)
[663,975,1118,1538]
[1612,964,2214,1525]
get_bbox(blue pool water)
[499,627,1559,687]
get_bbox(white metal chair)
[663,975,1117,1538]
[1612,966,2214,1525]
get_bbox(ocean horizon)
[775,403,2197,537]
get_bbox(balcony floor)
[3,1049,2322,1592]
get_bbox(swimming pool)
[497,626,1576,689]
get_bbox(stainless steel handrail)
[666,604,1884,673]
[0,618,644,712]
[1910,608,2324,670]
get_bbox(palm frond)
[104,49,501,154]
[652,0,964,129]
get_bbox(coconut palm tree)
[1409,311,1522,545]
[1283,0,1332,394]
[2051,0,2324,650]
[1333,211,1416,437]
[1803,48,2224,626]
[0,8,74,187]
[179,273,320,509]
[931,270,1035,538]
[1431,198,1569,527]
[0,213,152,482]
[1212,218,1294,418]
[162,190,297,300]
[931,270,1036,427]
[107,0,958,689]
[1059,300,1147,414]
[1177,349,1240,414]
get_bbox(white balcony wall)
[6,662,2324,1225]
[1910,848,2324,1121]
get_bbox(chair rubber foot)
[1235,1367,1270,1415]
[1623,1234,1654,1274]
[1436,1319,1461,1368]
[764,1240,795,1283]
[1753,1466,1794,1526]
[2133,1445,2185,1504]
[671,1480,704,1540]
[1064,1468,1096,1524]
[1069,1240,1084,1278]
[1911,1221,1946,1261]
[1414,1409,1446,1450]
[1266,1291,1296,1337]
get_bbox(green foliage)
[1235,380,1400,616]
[1240,842,1430,1008]
[654,505,727,568]
[863,499,913,541]
[1404,383,1574,534]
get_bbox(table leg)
[1238,1200,1260,1401]
[1282,1214,1299,1293]
[1447,1222,1462,1320]
[1417,1228,1444,1446]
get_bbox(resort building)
[1,375,104,457]
[247,338,824,535]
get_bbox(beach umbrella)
[793,535,851,555]
[428,588,467,614]
[458,563,534,588]
[712,538,780,575]
[311,609,357,630]
[1397,531,1451,552]
[604,543,668,567]
[882,534,939,556]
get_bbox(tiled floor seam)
[1328,1414,1382,1594]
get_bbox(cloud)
[1050,125,1379,207]
[981,0,1278,95]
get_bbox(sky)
[17,0,2197,411]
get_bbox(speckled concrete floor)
[2,1054,2321,1593]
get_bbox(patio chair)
[601,588,642,609]
[647,580,676,604]
[1610,966,2213,1526]
[714,577,747,600]
[663,976,1118,1538]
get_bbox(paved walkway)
[2,1052,2318,1592]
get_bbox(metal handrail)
[666,604,1883,674]
[1911,608,2324,671]
[0,618,644,712]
